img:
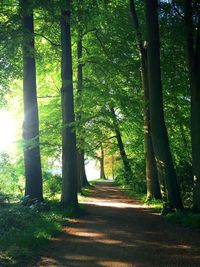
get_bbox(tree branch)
[34,32,61,47]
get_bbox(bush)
[43,171,62,198]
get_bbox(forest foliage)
[0,0,199,207]
[0,1,200,263]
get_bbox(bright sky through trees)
[0,110,18,151]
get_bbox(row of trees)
[20,0,80,205]
[0,0,199,211]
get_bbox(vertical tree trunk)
[60,2,78,206]
[130,0,161,200]
[184,0,200,211]
[142,50,162,200]
[80,150,89,186]
[76,151,81,192]
[100,144,106,179]
[145,0,183,209]
[77,31,90,187]
[112,154,115,180]
[21,0,43,202]
[110,107,133,181]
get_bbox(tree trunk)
[80,150,89,186]
[145,0,183,209]
[100,144,106,179]
[110,107,133,181]
[184,0,200,211]
[76,151,81,193]
[112,154,115,180]
[21,0,43,202]
[130,0,161,200]
[60,3,78,206]
[77,31,90,187]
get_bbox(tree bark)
[76,151,81,192]
[130,0,161,199]
[145,0,183,209]
[21,0,43,202]
[77,31,90,187]
[80,150,89,186]
[110,107,133,181]
[60,2,78,206]
[100,144,106,179]
[184,0,200,211]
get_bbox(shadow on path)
[35,181,200,267]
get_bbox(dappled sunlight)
[72,231,103,238]
[97,260,137,267]
[0,110,18,151]
[64,254,96,261]
[36,182,200,267]
[97,239,122,245]
[83,200,146,209]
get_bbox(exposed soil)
[35,181,200,267]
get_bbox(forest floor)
[33,181,200,267]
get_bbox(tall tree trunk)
[76,31,89,187]
[21,0,43,202]
[100,144,106,179]
[145,0,183,209]
[60,2,78,206]
[110,107,133,181]
[130,0,161,199]
[80,150,89,186]
[76,151,81,192]
[184,0,200,211]
[112,154,115,180]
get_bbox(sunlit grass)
[116,181,163,212]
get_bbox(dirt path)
[35,181,200,267]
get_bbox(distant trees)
[110,107,133,182]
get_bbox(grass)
[127,189,163,212]
[0,200,83,267]
[115,180,163,212]
[166,211,200,230]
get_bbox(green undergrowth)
[166,211,200,230]
[127,188,163,212]
[0,200,84,267]
[115,180,163,213]
[78,182,96,201]
[89,178,110,184]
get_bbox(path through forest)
[35,181,200,267]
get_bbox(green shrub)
[166,211,200,229]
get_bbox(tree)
[184,0,200,211]
[145,0,183,209]
[129,0,161,199]
[20,0,43,202]
[110,107,133,181]
[99,144,106,179]
[60,0,78,206]
[76,29,89,187]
